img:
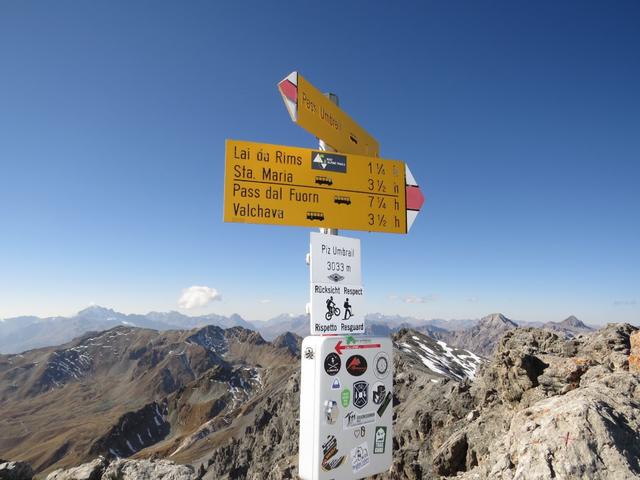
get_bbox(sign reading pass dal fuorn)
[223,139,407,233]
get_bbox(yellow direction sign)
[224,140,406,233]
[278,72,380,157]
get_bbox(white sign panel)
[310,232,361,285]
[311,283,365,335]
[310,233,365,335]
[299,335,393,480]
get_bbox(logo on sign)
[324,353,341,376]
[346,355,367,376]
[344,410,375,429]
[312,152,347,173]
[374,352,390,379]
[372,382,386,405]
[321,435,345,472]
[328,273,345,283]
[331,378,341,390]
[374,427,387,454]
[304,347,314,360]
[353,381,368,409]
[350,441,370,473]
[341,388,350,408]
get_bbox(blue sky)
[0,1,638,324]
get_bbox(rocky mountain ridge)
[198,322,640,479]
[0,325,479,478]
[0,324,296,474]
[3,321,638,479]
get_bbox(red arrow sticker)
[335,340,382,355]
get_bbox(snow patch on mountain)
[396,330,484,382]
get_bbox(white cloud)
[258,299,271,304]
[402,294,438,304]
[403,296,425,304]
[178,286,222,309]
[613,299,637,306]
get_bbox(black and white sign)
[310,232,361,285]
[309,232,365,336]
[310,283,365,335]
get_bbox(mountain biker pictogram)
[325,296,341,321]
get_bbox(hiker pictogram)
[343,298,353,320]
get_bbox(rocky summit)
[2,321,639,480]
[45,457,197,480]
[441,312,519,357]
[195,323,640,479]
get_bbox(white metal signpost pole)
[299,85,393,480]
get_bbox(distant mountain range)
[0,306,254,354]
[0,306,595,354]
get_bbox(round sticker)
[346,355,367,376]
[324,353,341,376]
[374,352,389,379]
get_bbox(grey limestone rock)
[45,457,107,480]
[0,461,34,480]
[45,458,195,480]
[101,459,196,480]
[453,323,640,480]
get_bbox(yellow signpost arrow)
[223,140,407,233]
[278,72,380,157]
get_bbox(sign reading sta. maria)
[310,233,365,335]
